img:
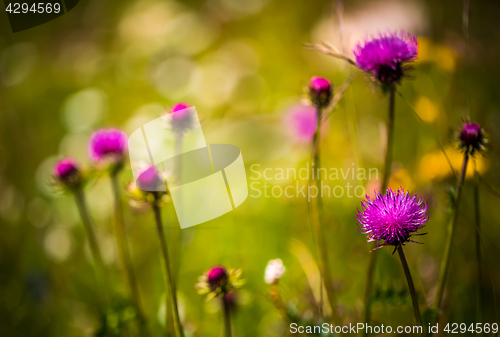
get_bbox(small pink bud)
[53,158,81,186]
[309,76,332,107]
[207,266,228,289]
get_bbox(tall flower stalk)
[362,85,396,329]
[306,77,340,322]
[131,165,185,337]
[152,196,184,337]
[357,188,428,333]
[397,246,423,330]
[348,31,418,331]
[53,158,108,303]
[434,121,487,312]
[473,161,482,323]
[88,129,147,333]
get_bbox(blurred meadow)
[1,0,500,336]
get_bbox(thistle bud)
[207,266,228,289]
[53,158,81,187]
[457,121,487,155]
[309,76,332,108]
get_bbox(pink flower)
[170,103,193,133]
[458,121,487,155]
[53,158,81,186]
[136,165,164,191]
[286,105,317,142]
[354,31,418,85]
[207,266,228,289]
[88,128,128,162]
[309,77,332,107]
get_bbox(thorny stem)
[397,245,423,334]
[362,85,396,336]
[434,151,469,311]
[110,173,148,334]
[152,200,185,337]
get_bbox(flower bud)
[458,122,486,155]
[88,128,128,163]
[170,103,193,133]
[309,76,332,107]
[53,158,81,187]
[136,165,164,191]
[207,266,228,289]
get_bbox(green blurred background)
[1,0,500,336]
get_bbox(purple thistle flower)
[354,31,418,86]
[357,188,428,250]
[457,121,487,155]
[88,128,128,162]
[309,76,332,107]
[287,105,317,142]
[170,102,193,133]
[53,158,81,186]
[207,266,228,289]
[136,165,164,191]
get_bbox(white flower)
[264,259,286,284]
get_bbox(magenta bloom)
[170,103,193,133]
[309,76,332,107]
[287,105,317,142]
[207,266,228,289]
[354,31,417,86]
[458,121,486,155]
[136,165,163,191]
[53,158,81,186]
[88,128,128,162]
[357,188,428,250]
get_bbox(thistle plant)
[308,31,418,327]
[196,265,245,337]
[434,121,488,313]
[357,188,428,333]
[88,128,147,332]
[305,76,340,322]
[52,158,108,303]
[129,164,185,337]
[353,31,418,329]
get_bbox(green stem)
[397,246,423,333]
[308,104,340,325]
[152,200,185,337]
[223,293,232,337]
[474,163,482,324]
[110,173,147,333]
[362,86,396,335]
[73,187,108,304]
[434,151,469,311]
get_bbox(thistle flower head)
[196,266,245,301]
[136,165,164,191]
[356,188,428,250]
[207,266,228,289]
[88,128,128,163]
[286,105,317,142]
[457,120,488,156]
[170,103,193,134]
[354,31,417,86]
[309,76,332,107]
[53,158,81,187]
[264,259,286,285]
